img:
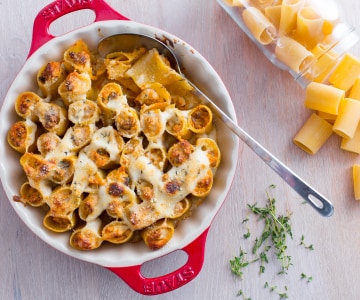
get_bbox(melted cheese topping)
[25,118,37,150]
[68,99,100,125]
[126,145,210,230]
[46,124,96,159]
[86,126,123,165]
[71,150,104,197]
[28,178,53,198]
[105,94,127,111]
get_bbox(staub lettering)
[42,0,92,20]
[144,267,195,294]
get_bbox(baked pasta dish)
[7,39,221,251]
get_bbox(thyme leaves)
[230,185,314,298]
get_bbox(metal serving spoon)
[98,33,334,217]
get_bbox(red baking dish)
[0,0,239,295]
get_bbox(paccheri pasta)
[220,0,357,83]
[220,0,360,199]
[8,39,221,251]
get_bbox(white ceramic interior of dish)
[0,20,239,268]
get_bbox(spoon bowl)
[98,33,180,72]
[97,33,334,217]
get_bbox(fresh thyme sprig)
[230,184,316,298]
[264,282,289,299]
[301,273,313,283]
[236,289,252,300]
[259,248,270,274]
[248,185,293,274]
[243,228,251,239]
[300,235,314,250]
[230,248,258,279]
[242,217,251,239]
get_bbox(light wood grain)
[1,0,360,299]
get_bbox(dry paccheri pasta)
[8,39,221,251]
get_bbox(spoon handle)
[191,84,334,217]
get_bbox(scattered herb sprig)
[264,282,289,299]
[230,248,258,279]
[230,184,315,298]
[236,289,252,300]
[248,184,293,274]
[300,235,314,250]
[301,273,313,283]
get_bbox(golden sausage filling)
[8,39,221,251]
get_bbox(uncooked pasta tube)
[333,98,360,139]
[242,6,276,45]
[304,82,344,115]
[293,113,333,154]
[275,36,314,73]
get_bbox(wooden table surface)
[1,0,360,299]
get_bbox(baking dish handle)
[28,0,129,58]
[106,228,209,295]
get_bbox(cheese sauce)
[126,145,210,229]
